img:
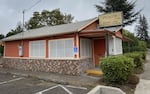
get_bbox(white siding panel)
[108,36,123,55]
[80,38,92,58]
[109,37,114,55]
[115,38,123,55]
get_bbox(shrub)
[101,56,134,84]
[124,52,144,69]
[139,51,146,60]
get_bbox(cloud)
[0,0,149,35]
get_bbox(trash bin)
[87,85,126,94]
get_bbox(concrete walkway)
[135,79,150,94]
[135,50,150,94]
[0,68,99,87]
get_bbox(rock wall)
[2,58,94,75]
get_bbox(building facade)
[2,18,123,75]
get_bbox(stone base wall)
[2,58,94,75]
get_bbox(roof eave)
[2,30,78,42]
[77,17,98,32]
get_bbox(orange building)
[1,17,123,75]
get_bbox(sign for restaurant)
[99,12,123,27]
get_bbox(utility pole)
[19,0,41,57]
[22,0,41,31]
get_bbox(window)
[80,38,92,58]
[49,38,74,59]
[29,40,46,58]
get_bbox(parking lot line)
[36,84,73,94]
[0,77,24,85]
[66,85,87,90]
[59,85,73,94]
[35,85,59,94]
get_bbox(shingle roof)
[2,17,97,41]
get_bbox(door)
[94,39,106,66]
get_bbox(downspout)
[105,32,109,57]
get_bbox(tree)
[6,23,24,37]
[123,29,147,53]
[25,11,42,29]
[0,34,4,56]
[136,15,149,42]
[95,0,141,26]
[26,9,74,30]
[0,34,5,39]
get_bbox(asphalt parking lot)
[0,73,90,94]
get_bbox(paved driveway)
[0,73,90,94]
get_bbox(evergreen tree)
[136,15,149,42]
[95,0,141,26]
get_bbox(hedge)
[101,56,134,84]
[124,52,144,69]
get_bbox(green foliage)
[123,29,136,40]
[122,29,147,53]
[26,9,74,30]
[124,52,144,72]
[6,24,23,37]
[147,39,150,48]
[0,34,5,39]
[133,41,147,52]
[95,0,141,26]
[139,51,146,60]
[101,56,134,84]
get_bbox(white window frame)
[29,40,46,58]
[48,38,74,59]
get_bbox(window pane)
[57,40,65,58]
[30,40,46,58]
[65,39,73,57]
[49,40,57,58]
[49,38,73,59]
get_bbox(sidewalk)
[135,50,150,94]
[0,68,99,87]
[135,79,150,94]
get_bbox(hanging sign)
[99,12,123,27]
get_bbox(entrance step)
[86,69,103,77]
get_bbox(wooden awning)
[79,30,115,38]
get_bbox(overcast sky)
[0,0,149,35]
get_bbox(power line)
[25,0,42,12]
[20,0,42,57]
[22,0,42,28]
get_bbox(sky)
[0,0,149,35]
